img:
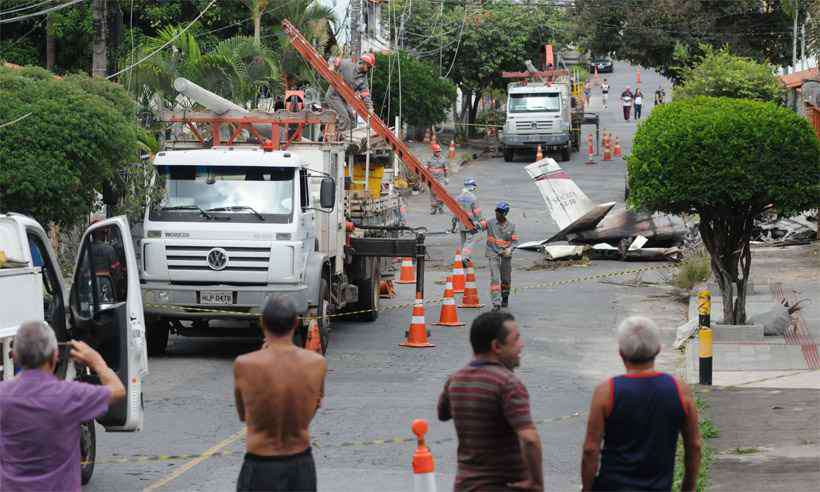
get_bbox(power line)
[0,0,86,24]
[0,112,33,129]
[106,0,218,80]
[0,0,57,17]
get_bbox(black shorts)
[236,448,316,492]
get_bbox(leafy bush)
[672,253,711,291]
[0,65,139,227]
[674,46,783,102]
[629,96,819,323]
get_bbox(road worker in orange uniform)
[426,143,448,214]
[325,53,375,134]
[485,201,518,311]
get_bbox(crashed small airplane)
[518,158,689,260]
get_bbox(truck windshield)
[508,93,561,113]
[150,165,295,223]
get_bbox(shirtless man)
[233,296,327,492]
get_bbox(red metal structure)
[281,19,476,230]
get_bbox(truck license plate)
[200,291,233,305]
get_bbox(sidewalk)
[681,244,820,490]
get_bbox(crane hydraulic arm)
[281,20,477,231]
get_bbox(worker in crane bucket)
[426,143,449,214]
[457,177,486,263]
[325,53,375,135]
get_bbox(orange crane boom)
[281,20,476,230]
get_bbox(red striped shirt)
[437,360,533,491]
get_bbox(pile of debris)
[540,235,683,263]
[752,210,817,246]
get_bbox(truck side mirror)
[320,177,335,209]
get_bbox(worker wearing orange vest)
[426,144,449,214]
[325,53,375,134]
[485,201,518,311]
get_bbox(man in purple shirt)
[0,321,125,492]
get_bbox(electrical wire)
[0,0,86,24]
[0,0,57,17]
[443,5,467,78]
[0,15,46,57]
[0,112,33,129]
[106,0,218,80]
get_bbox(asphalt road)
[86,64,681,492]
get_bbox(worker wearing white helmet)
[456,177,486,263]
[426,143,449,215]
[325,53,376,134]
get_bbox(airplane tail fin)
[525,158,616,244]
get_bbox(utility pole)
[351,0,362,57]
[92,0,108,77]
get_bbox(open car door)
[68,216,148,432]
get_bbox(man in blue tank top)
[581,317,702,491]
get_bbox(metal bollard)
[698,290,713,385]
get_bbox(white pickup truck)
[0,213,148,485]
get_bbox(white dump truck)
[0,213,148,484]
[139,79,421,355]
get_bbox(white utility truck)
[139,80,418,355]
[0,213,148,485]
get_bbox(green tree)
[628,97,819,324]
[674,46,784,102]
[0,65,139,227]
[572,0,799,82]
[370,51,456,130]
[240,0,271,46]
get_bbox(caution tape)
[144,264,676,321]
[80,410,586,466]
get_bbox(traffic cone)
[380,279,397,299]
[400,293,434,348]
[397,257,416,284]
[423,128,430,144]
[613,136,622,158]
[305,319,322,354]
[448,140,456,160]
[636,67,641,86]
[409,419,437,492]
[602,131,612,161]
[450,249,466,294]
[585,133,595,165]
[535,144,543,161]
[460,259,484,309]
[434,277,465,327]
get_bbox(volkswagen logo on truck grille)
[207,248,229,271]
[531,122,538,129]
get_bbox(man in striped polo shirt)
[437,312,544,491]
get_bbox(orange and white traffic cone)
[448,140,456,160]
[410,419,437,492]
[451,249,466,294]
[602,132,612,161]
[460,259,484,309]
[400,293,434,348]
[380,279,397,299]
[423,128,430,144]
[535,144,543,161]
[434,277,465,327]
[636,67,641,86]
[305,319,323,354]
[585,133,595,165]
[613,136,622,158]
[397,257,416,284]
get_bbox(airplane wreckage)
[516,158,691,261]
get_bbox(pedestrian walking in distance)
[456,177,486,263]
[0,321,125,492]
[620,86,634,121]
[601,78,610,109]
[324,53,375,135]
[486,201,518,311]
[425,143,448,215]
[634,89,644,119]
[581,317,701,491]
[438,311,543,491]
[583,79,592,108]
[234,296,327,492]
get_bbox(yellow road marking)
[142,427,246,492]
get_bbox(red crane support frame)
[282,20,476,230]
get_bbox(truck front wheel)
[560,144,571,162]
[356,265,380,322]
[503,148,514,162]
[146,318,170,356]
[80,420,95,485]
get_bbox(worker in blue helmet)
[486,200,518,311]
[456,177,485,262]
